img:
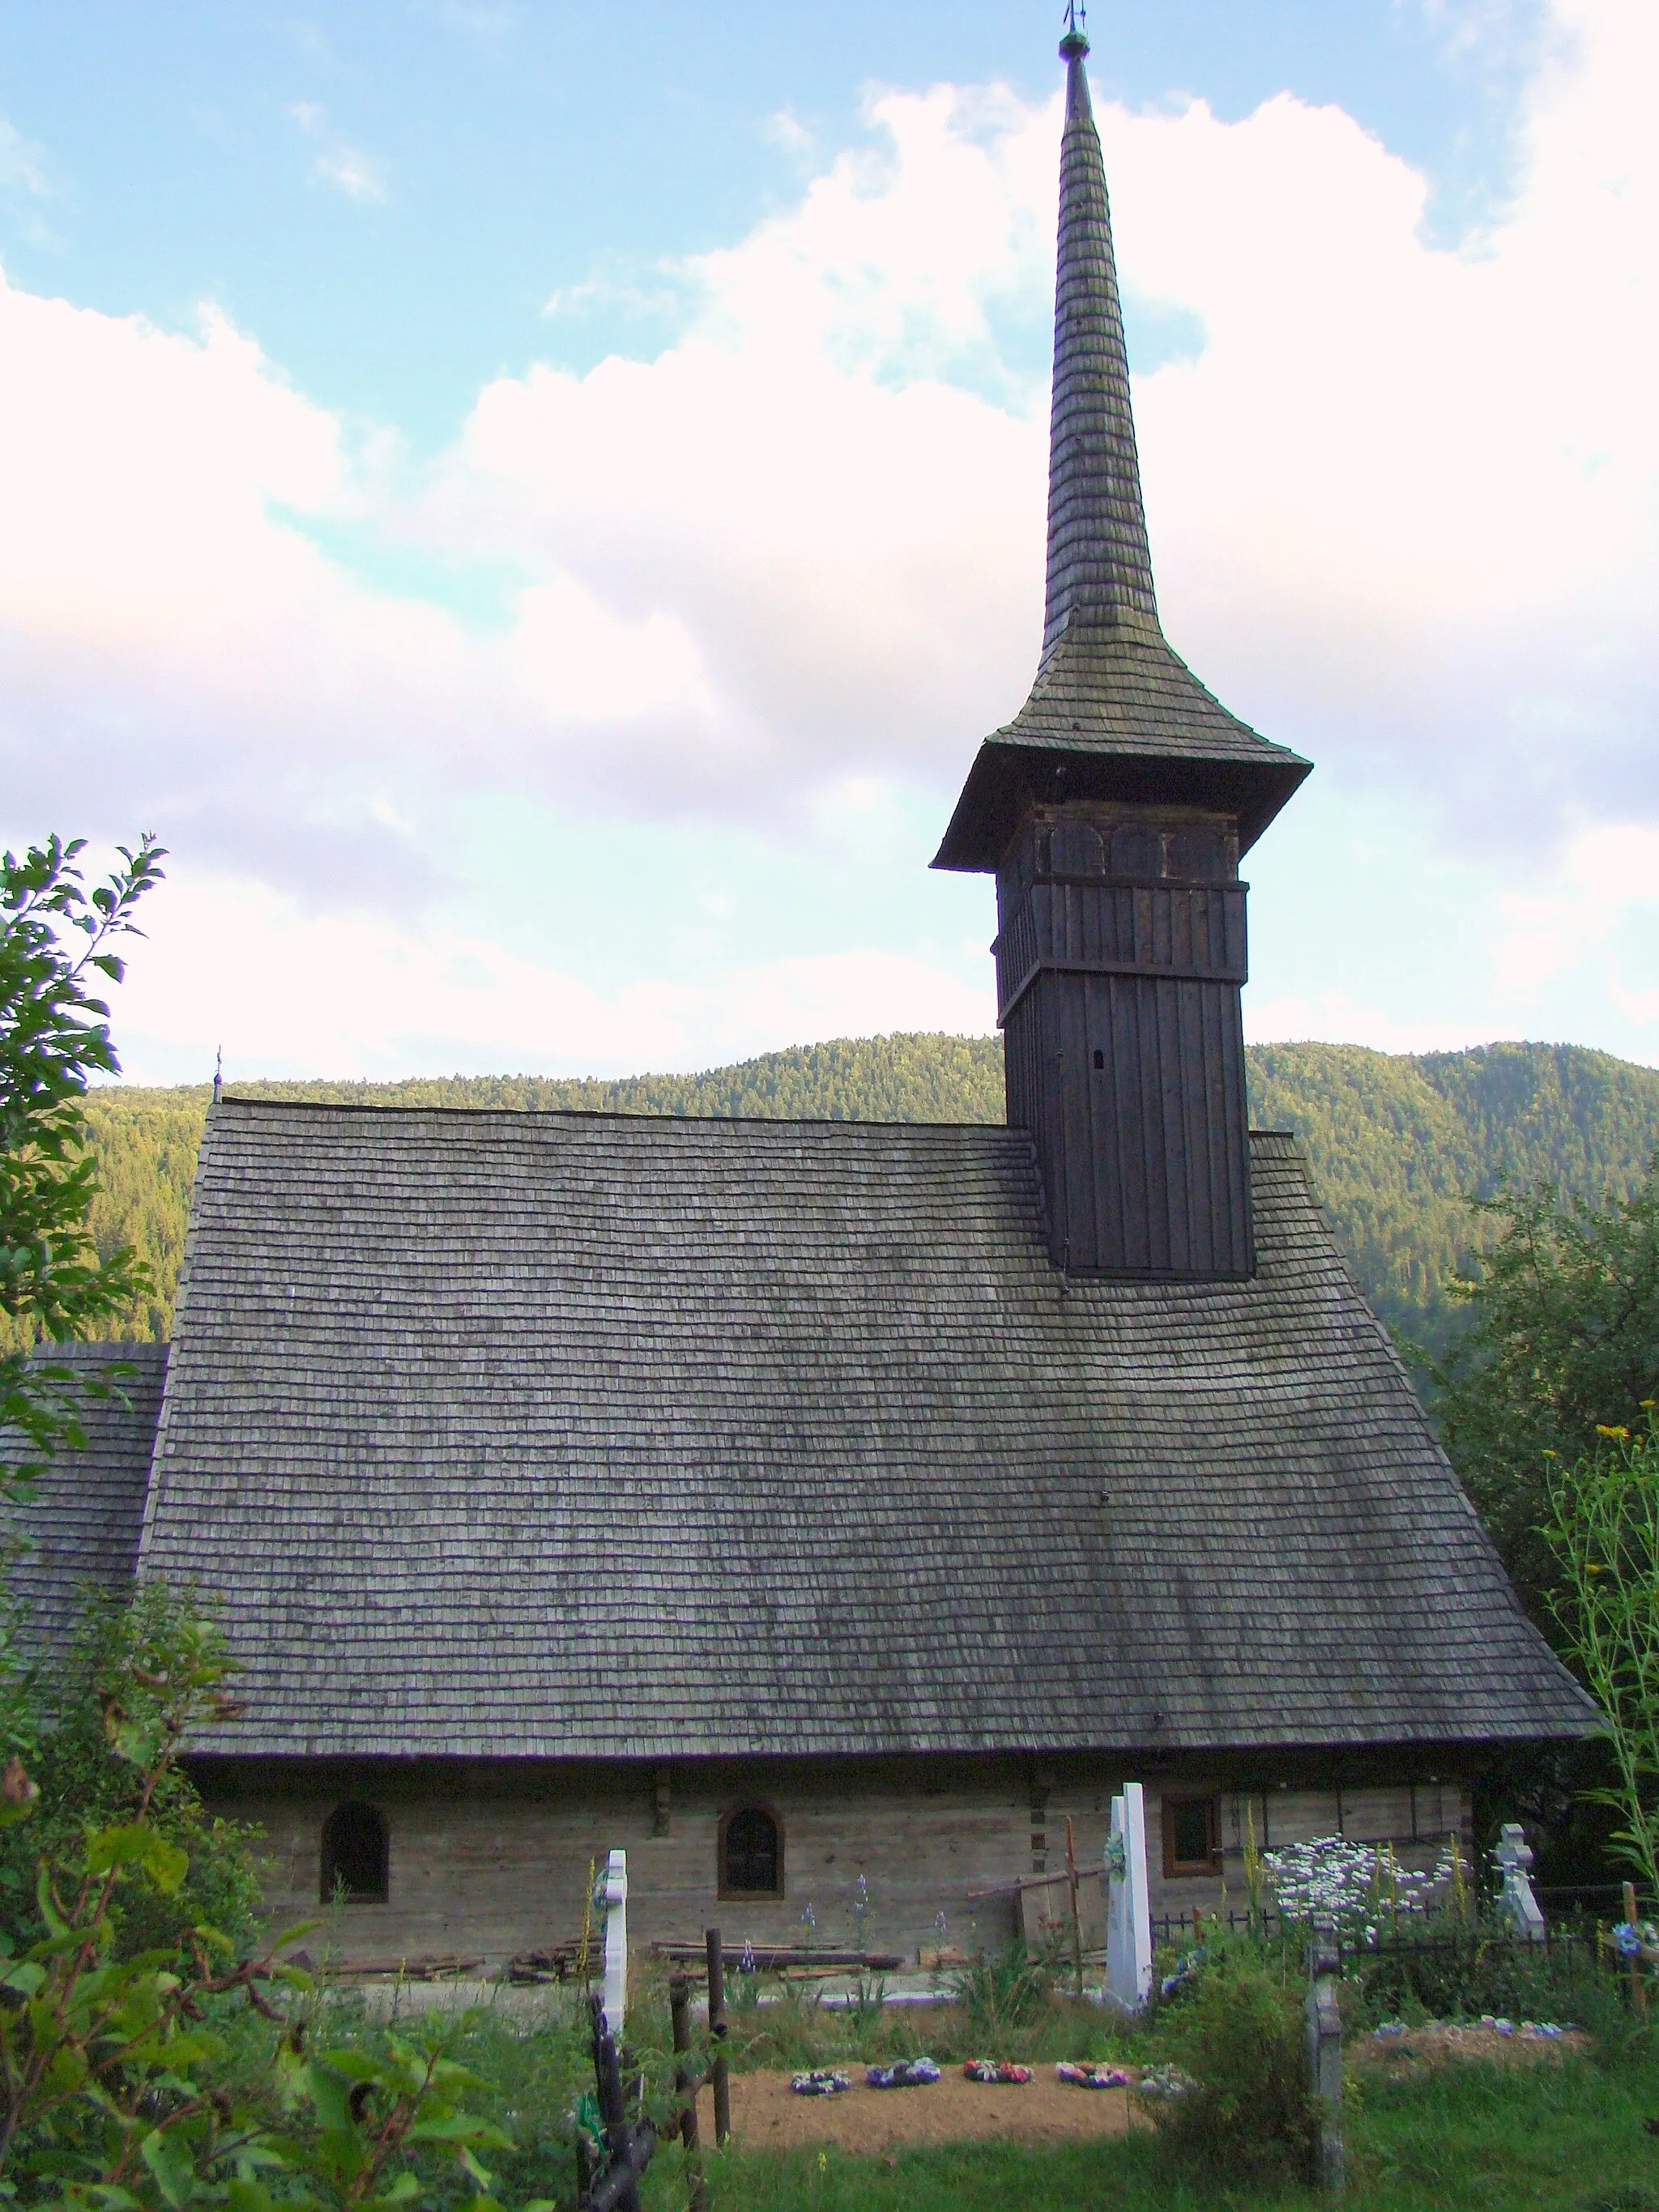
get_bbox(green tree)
[1431,1162,1659,1625]
[1540,1412,1659,1902]
[0,1583,265,1960]
[1,832,165,1485]
[0,1592,517,2210]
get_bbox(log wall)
[193,1754,1473,1971]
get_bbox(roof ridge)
[214,1094,1023,1133]
[213,1092,1301,1146]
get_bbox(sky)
[2,0,1655,1085]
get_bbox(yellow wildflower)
[1597,1425,1631,1440]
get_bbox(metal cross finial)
[212,1046,223,1105]
[1064,1,1086,38]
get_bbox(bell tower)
[934,15,1311,1280]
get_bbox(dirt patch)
[1355,2024,1592,2072]
[711,2069,1138,2153]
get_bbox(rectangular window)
[1162,1794,1221,1879]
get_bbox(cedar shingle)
[118,1101,1594,1758]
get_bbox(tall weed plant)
[1139,1941,1319,2183]
[945,1935,1058,2039]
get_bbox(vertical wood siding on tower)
[995,880,1247,1018]
[1004,971,1252,1277]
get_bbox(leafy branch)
[1541,1407,1659,1901]
[0,1592,522,2212]
[1,833,166,1489]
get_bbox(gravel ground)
[1355,2023,1593,2070]
[714,2068,1139,2152]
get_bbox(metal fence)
[1147,1907,1620,2013]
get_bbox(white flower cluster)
[1133,2064,1196,2101]
[1260,1836,1459,1940]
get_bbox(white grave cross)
[1494,1822,1546,1942]
[1105,1782,1152,2011]
[599,1847,629,2034]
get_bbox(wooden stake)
[589,1993,642,2212]
[1625,1882,1648,2019]
[669,1972,706,2212]
[706,1927,731,2148]
[1065,1816,1084,1996]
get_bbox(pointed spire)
[931,16,1311,874]
[1043,11,1158,650]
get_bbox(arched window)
[321,1801,389,1903]
[719,1806,783,1899]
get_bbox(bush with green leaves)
[0,1583,265,1961]
[0,1583,539,2212]
[1,833,164,1476]
[1340,1924,1613,2031]
[1136,1943,1318,2182]
[1432,1163,1659,1628]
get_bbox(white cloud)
[0,117,50,198]
[2,1,1655,1075]
[1491,824,1659,993]
[1243,991,1486,1056]
[116,869,992,1081]
[1108,0,1657,839]
[287,102,389,205]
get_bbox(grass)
[286,1954,1659,2210]
[621,2051,1659,2210]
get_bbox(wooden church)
[16,22,1593,1970]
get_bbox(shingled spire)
[932,16,1316,1281]
[1043,15,1158,648]
[932,20,1309,878]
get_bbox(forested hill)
[56,1037,1659,1355]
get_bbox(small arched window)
[321,1801,389,1904]
[719,1806,783,1899]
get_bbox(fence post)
[589,1993,643,2212]
[706,1926,731,2147]
[1623,1881,1650,2020]
[1065,1815,1085,1997]
[669,1971,707,2212]
[599,1848,629,2037]
[1493,1823,1546,1942]
[1106,1783,1152,2011]
[1306,1912,1344,2196]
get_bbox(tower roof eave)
[932,617,1311,872]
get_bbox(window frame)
[717,1803,785,1901]
[1161,1792,1222,1880]
[320,1800,390,1906]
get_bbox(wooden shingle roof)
[3,1342,167,1669]
[128,1098,1593,1759]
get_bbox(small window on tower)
[1111,825,1163,879]
[321,1802,390,1904]
[1093,1049,1105,1070]
[1046,822,1105,877]
[1166,829,1226,880]
[719,1806,783,1897]
[1162,1794,1221,1878]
